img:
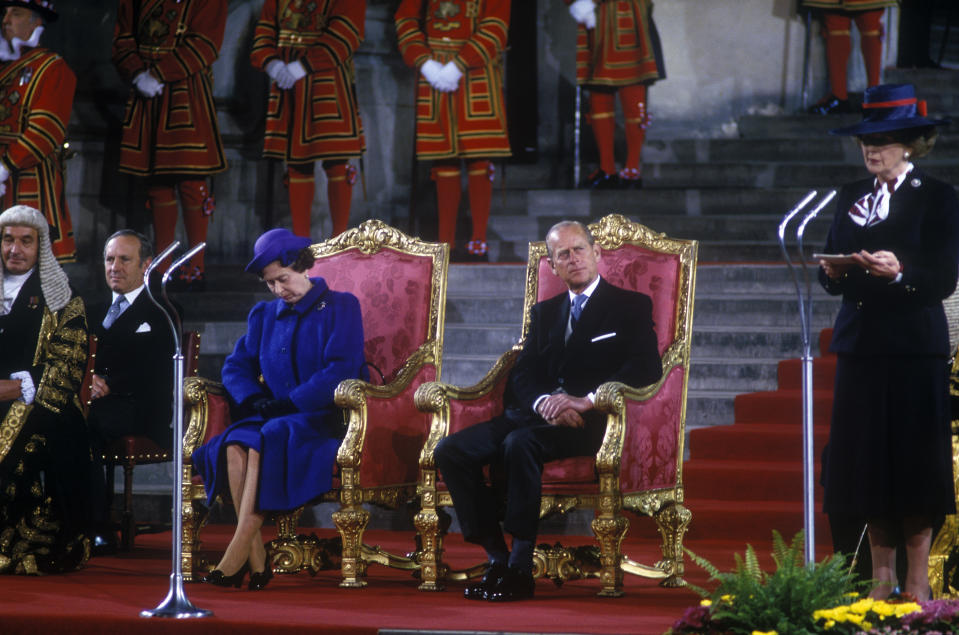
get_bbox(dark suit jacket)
[87,289,174,446]
[507,277,663,422]
[819,168,959,356]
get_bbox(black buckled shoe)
[486,566,535,602]
[807,94,853,115]
[582,169,620,190]
[464,562,508,601]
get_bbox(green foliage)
[682,531,866,635]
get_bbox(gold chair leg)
[333,506,370,588]
[653,501,690,587]
[413,507,447,591]
[181,494,200,582]
[591,514,628,597]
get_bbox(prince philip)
[434,220,662,601]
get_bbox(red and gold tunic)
[250,0,365,163]
[567,0,664,88]
[395,0,511,160]
[801,0,897,10]
[0,48,76,261]
[113,0,227,177]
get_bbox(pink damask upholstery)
[310,249,433,383]
[415,214,697,597]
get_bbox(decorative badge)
[28,296,39,309]
[910,178,922,188]
[19,68,32,86]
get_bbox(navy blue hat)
[830,83,950,136]
[245,228,311,274]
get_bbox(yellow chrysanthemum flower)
[849,598,875,613]
[893,602,922,617]
[751,631,777,635]
[699,599,712,607]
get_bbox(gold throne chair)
[414,214,697,596]
[181,220,448,583]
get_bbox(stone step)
[691,326,818,359]
[688,358,780,393]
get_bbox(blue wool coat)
[193,278,367,512]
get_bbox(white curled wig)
[0,204,71,311]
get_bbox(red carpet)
[0,338,838,634]
[0,526,769,635]
[685,328,836,547]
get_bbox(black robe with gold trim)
[0,272,91,575]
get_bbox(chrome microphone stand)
[140,241,212,619]
[777,189,836,565]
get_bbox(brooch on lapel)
[316,301,327,312]
[910,178,922,188]
[28,296,39,309]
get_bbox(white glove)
[10,371,35,405]
[265,59,286,82]
[286,60,307,85]
[133,71,163,98]
[420,59,444,90]
[435,61,463,92]
[569,0,597,29]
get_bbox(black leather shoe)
[486,566,535,602]
[248,566,273,591]
[202,564,249,589]
[582,169,620,190]
[807,95,853,115]
[464,562,508,601]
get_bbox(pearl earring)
[904,152,911,159]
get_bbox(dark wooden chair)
[100,330,201,550]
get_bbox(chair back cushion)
[309,221,448,383]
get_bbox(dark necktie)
[102,295,128,329]
[570,293,587,328]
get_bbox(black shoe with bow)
[464,561,509,601]
[486,566,535,602]
[582,169,620,190]
[202,564,249,589]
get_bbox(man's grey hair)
[0,205,71,311]
[104,229,153,262]
[545,220,595,259]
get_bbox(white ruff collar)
[0,26,44,62]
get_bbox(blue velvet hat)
[245,228,311,274]
[830,83,949,136]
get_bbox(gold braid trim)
[0,401,33,465]
[34,298,87,414]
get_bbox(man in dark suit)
[434,220,662,601]
[85,230,174,551]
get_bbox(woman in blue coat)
[819,83,958,601]
[193,228,367,591]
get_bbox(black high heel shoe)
[202,564,249,588]
[248,566,273,591]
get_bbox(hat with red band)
[0,0,57,22]
[829,83,949,136]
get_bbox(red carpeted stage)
[0,525,797,635]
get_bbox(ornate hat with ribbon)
[829,83,949,136]
[245,228,312,274]
[0,0,58,22]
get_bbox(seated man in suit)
[85,230,174,551]
[434,220,663,601]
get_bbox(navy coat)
[194,278,367,512]
[819,168,959,356]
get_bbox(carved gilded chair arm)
[592,340,687,476]
[335,342,437,409]
[414,347,522,469]
[182,376,226,460]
